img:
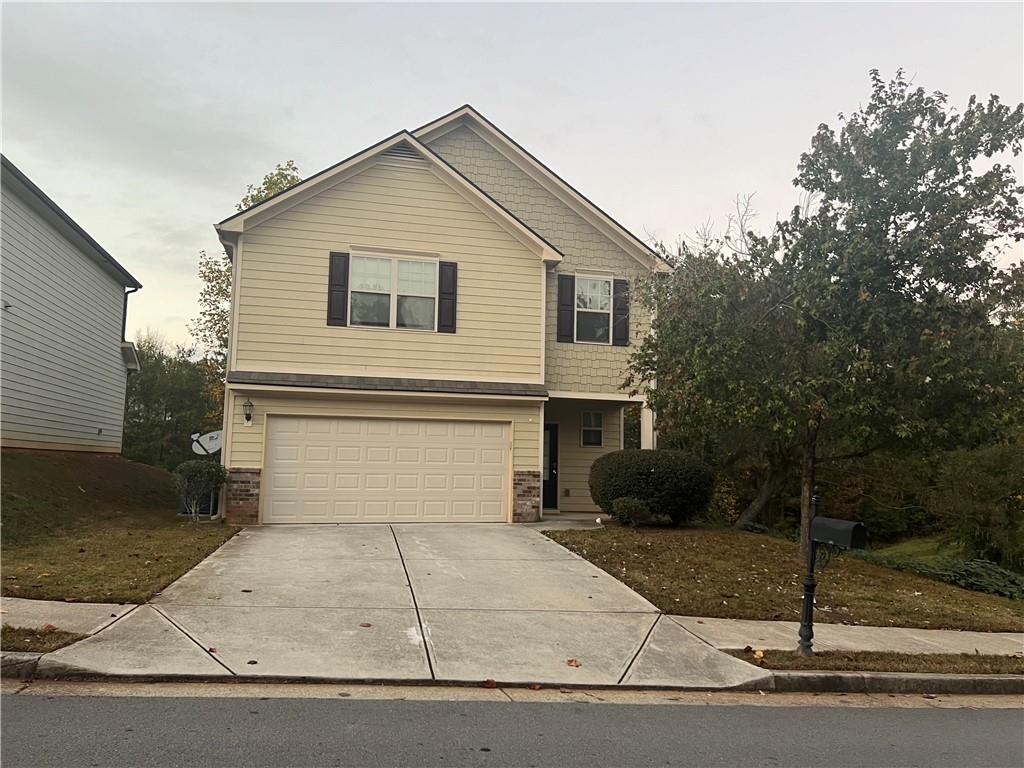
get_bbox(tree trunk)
[799,425,819,559]
[735,470,781,528]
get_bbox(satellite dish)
[191,430,223,456]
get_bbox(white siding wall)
[1,187,128,451]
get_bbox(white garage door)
[262,416,510,523]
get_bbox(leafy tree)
[189,160,302,408]
[123,332,221,471]
[630,71,1024,554]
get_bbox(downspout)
[122,286,139,342]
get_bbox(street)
[2,690,1022,768]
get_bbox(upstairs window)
[349,255,437,331]
[581,411,604,447]
[575,276,612,344]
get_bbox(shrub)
[175,460,229,522]
[611,496,655,526]
[590,449,714,526]
[853,551,1024,600]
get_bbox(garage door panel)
[263,416,510,523]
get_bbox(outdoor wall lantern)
[798,491,867,657]
[242,398,254,426]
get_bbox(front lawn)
[1,625,85,653]
[1,450,236,603]
[545,526,1023,632]
[728,649,1024,675]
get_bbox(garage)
[262,415,510,523]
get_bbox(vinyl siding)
[225,389,541,472]
[426,125,651,394]
[545,398,622,513]
[0,187,127,451]
[234,159,543,381]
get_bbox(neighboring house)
[215,106,666,525]
[1,155,141,453]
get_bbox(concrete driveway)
[39,525,768,688]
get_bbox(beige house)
[216,106,664,525]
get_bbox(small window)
[575,276,612,344]
[349,254,437,330]
[581,411,603,447]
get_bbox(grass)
[875,536,961,566]
[545,525,1023,633]
[1,625,85,653]
[1,449,236,603]
[728,648,1024,675]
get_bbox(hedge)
[589,449,714,526]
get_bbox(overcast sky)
[3,2,1021,348]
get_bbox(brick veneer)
[225,468,260,525]
[512,470,541,523]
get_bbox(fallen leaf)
[40,623,58,633]
[754,649,765,660]
[359,623,373,628]
[566,658,582,668]
[743,645,753,653]
[483,679,497,688]
[529,684,543,691]
[208,647,218,654]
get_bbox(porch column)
[640,403,656,449]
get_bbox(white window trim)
[581,411,604,448]
[574,273,613,346]
[349,252,439,332]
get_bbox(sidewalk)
[3,597,1021,691]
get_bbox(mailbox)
[810,516,866,551]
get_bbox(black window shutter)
[612,279,629,346]
[557,274,575,343]
[438,261,457,333]
[327,252,349,326]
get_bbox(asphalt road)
[2,695,1022,768]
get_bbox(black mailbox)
[810,516,866,551]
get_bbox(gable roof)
[1,155,142,289]
[413,105,669,272]
[215,131,563,263]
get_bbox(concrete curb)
[1,651,42,681]
[770,670,1024,695]
[7,656,1022,695]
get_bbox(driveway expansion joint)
[149,605,236,676]
[389,525,436,680]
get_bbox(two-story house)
[1,155,142,454]
[215,106,665,525]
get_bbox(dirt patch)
[729,648,1024,675]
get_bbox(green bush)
[175,460,229,521]
[589,449,714,526]
[611,497,655,526]
[854,551,1024,600]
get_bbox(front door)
[542,424,558,509]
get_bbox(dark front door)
[543,424,558,509]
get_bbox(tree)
[189,160,302,408]
[123,332,221,471]
[629,71,1024,555]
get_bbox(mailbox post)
[798,491,867,657]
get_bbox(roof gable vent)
[380,142,425,163]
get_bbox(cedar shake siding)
[425,124,651,394]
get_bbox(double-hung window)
[349,254,438,331]
[581,412,604,447]
[575,276,612,344]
